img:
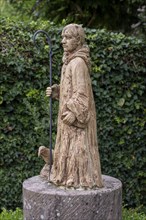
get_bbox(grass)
[0,208,23,220]
[122,207,146,220]
[0,207,146,219]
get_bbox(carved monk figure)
[46,24,103,188]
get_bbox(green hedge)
[0,18,146,210]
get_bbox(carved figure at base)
[38,146,54,179]
[45,24,103,189]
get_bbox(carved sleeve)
[66,58,90,128]
[52,84,60,100]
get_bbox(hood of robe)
[62,45,91,72]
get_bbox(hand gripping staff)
[33,30,53,182]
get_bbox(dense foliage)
[0,208,23,220]
[0,19,146,211]
[1,0,146,33]
[122,207,146,220]
[132,5,146,39]
[0,207,146,220]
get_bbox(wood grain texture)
[23,175,122,220]
[45,24,103,188]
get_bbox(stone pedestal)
[23,175,122,220]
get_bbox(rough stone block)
[23,175,122,220]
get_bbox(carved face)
[61,30,80,54]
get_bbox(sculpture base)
[23,175,122,220]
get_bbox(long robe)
[51,46,103,188]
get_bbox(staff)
[33,30,53,181]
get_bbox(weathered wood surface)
[45,24,103,188]
[23,175,122,220]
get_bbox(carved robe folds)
[51,47,103,188]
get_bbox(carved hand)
[46,87,52,97]
[62,111,76,125]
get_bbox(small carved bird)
[38,146,53,164]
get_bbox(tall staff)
[33,30,53,181]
